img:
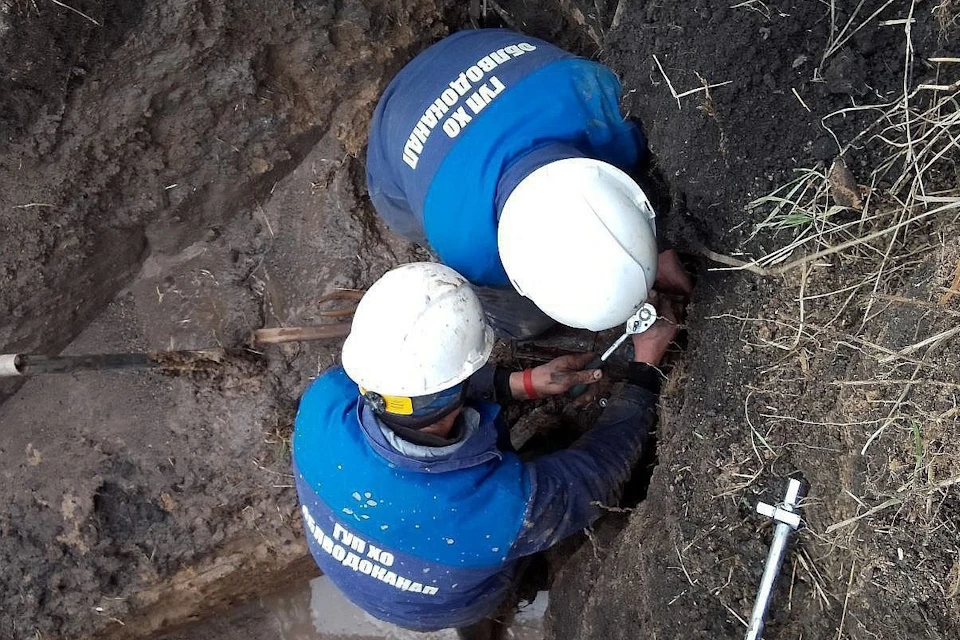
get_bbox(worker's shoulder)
[398,28,568,78]
[297,366,358,416]
[305,364,353,390]
[421,27,550,54]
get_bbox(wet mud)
[1,1,958,639]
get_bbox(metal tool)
[745,478,804,640]
[0,350,229,378]
[568,303,658,399]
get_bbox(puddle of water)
[159,575,546,640]
[264,576,547,640]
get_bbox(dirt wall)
[0,0,449,398]
[0,1,452,638]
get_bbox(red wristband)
[522,368,538,399]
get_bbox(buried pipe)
[0,289,363,377]
[0,350,231,377]
[1,324,354,378]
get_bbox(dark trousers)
[474,286,556,341]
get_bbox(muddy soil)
[0,1,451,638]
[0,0,450,395]
[2,0,959,639]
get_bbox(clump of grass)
[736,51,960,279]
[934,0,960,35]
[818,0,898,77]
[744,165,866,270]
[747,168,833,231]
[704,8,960,627]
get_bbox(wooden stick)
[318,290,365,304]
[318,308,356,319]
[688,241,771,276]
[611,0,626,29]
[252,325,351,345]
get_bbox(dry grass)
[735,72,960,480]
[49,0,100,26]
[730,0,773,21]
[705,5,960,629]
[936,0,960,35]
[819,0,899,76]
[652,54,733,111]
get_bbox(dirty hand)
[510,353,602,399]
[654,249,694,300]
[632,293,683,366]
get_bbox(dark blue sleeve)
[467,363,519,406]
[366,101,428,244]
[466,363,498,402]
[506,384,657,558]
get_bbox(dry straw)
[708,4,960,626]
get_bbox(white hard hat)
[498,158,658,331]
[341,263,494,397]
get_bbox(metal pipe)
[0,350,228,378]
[745,522,791,639]
[0,353,21,377]
[15,353,153,375]
[745,478,803,640]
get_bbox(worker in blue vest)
[366,28,691,340]
[293,262,690,634]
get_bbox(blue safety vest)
[366,28,643,287]
[293,368,532,631]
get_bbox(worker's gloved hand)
[510,353,602,399]
[655,250,693,300]
[632,292,683,366]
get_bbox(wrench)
[568,303,658,399]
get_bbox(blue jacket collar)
[357,400,503,473]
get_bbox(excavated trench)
[3,1,959,639]
[0,1,633,638]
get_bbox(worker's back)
[366,28,642,287]
[292,367,531,631]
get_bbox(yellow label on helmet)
[382,395,414,415]
[358,386,414,415]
